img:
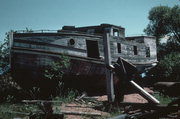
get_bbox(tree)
[144,5,180,46]
[149,52,180,81]
[145,5,180,82]
[0,32,10,68]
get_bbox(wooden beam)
[103,32,115,102]
[130,80,160,104]
[61,110,101,116]
[9,32,13,68]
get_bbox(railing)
[14,29,57,33]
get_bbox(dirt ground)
[58,88,153,119]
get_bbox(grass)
[153,91,174,105]
[0,88,78,119]
[0,103,39,119]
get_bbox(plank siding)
[10,24,158,97]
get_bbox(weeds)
[44,55,70,97]
[153,91,173,104]
[53,89,78,104]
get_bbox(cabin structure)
[9,24,158,101]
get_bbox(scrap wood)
[65,105,94,108]
[129,105,179,119]
[61,110,101,116]
[107,114,128,119]
[4,111,30,115]
[83,96,98,100]
[75,92,87,101]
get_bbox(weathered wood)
[103,32,115,102]
[114,57,159,104]
[22,100,63,103]
[75,92,87,101]
[9,32,14,68]
[135,106,180,119]
[107,114,128,119]
[11,24,158,98]
[61,110,101,116]
[30,114,64,119]
[5,111,29,115]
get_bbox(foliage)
[44,55,70,96]
[0,103,39,119]
[144,5,180,46]
[149,52,180,81]
[0,32,10,68]
[153,91,173,105]
[0,73,20,103]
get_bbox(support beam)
[8,32,13,68]
[103,32,115,102]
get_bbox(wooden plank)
[130,80,160,104]
[61,110,101,116]
[107,114,128,119]
[103,32,115,102]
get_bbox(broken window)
[133,46,138,55]
[86,40,100,59]
[117,43,121,53]
[146,47,150,57]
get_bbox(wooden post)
[8,32,13,68]
[103,32,115,102]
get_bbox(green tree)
[0,32,10,68]
[144,5,180,46]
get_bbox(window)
[113,29,119,37]
[87,29,95,34]
[146,47,150,57]
[133,46,138,55]
[86,40,100,59]
[117,43,121,53]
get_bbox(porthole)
[69,39,75,46]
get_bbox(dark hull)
[11,50,122,95]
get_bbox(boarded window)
[133,46,138,55]
[146,47,150,57]
[117,43,121,53]
[86,40,100,59]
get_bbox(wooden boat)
[9,24,157,97]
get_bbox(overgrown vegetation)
[0,32,76,103]
[44,55,71,97]
[0,32,10,69]
[145,5,180,82]
[149,52,180,81]
[153,91,173,105]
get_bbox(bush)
[44,55,70,96]
[150,52,180,81]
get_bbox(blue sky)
[0,0,179,42]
